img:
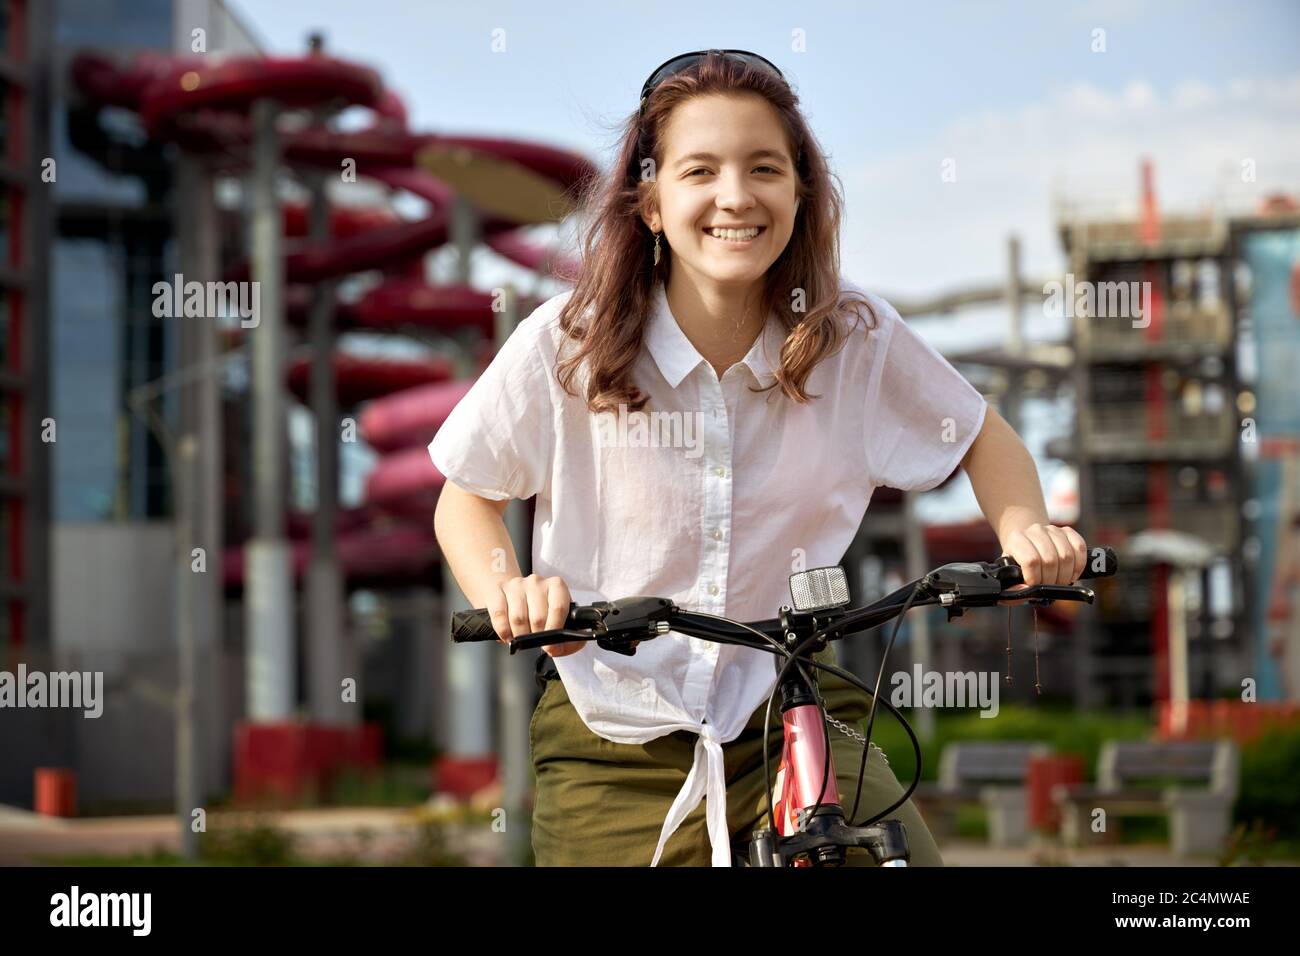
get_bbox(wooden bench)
[1053,740,1239,858]
[914,742,1051,847]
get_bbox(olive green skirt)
[529,643,944,867]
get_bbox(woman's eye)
[688,166,781,176]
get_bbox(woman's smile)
[702,224,767,248]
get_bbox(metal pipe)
[245,97,294,721]
[175,434,199,860]
[497,284,534,865]
[1004,234,1024,435]
[443,195,493,775]
[306,169,349,726]
[902,490,934,742]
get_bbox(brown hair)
[554,51,877,413]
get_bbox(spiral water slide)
[71,51,593,588]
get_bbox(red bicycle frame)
[772,703,840,862]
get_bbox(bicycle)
[450,545,1117,867]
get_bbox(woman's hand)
[997,523,1088,605]
[487,573,586,657]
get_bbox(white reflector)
[789,566,850,612]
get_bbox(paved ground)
[0,803,508,866]
[0,803,1287,866]
[939,840,1220,867]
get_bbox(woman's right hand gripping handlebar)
[486,573,585,658]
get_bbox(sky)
[227,0,1299,517]
[226,0,1300,299]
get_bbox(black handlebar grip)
[450,607,499,643]
[450,601,584,643]
[1078,546,1118,579]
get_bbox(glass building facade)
[1,0,51,647]
[0,0,261,651]
[47,0,258,522]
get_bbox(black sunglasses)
[638,49,786,119]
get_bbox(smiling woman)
[429,49,992,868]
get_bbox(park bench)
[1053,740,1239,858]
[914,742,1051,847]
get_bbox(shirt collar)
[644,282,784,389]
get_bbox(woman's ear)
[640,206,659,233]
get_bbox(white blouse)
[428,276,988,866]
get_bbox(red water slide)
[71,51,591,588]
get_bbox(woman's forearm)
[433,483,523,607]
[960,406,1049,547]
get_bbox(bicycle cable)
[851,585,920,825]
[786,578,925,824]
[666,608,797,851]
[750,578,934,856]
[802,654,924,828]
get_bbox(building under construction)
[1052,165,1300,711]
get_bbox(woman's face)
[646,93,799,290]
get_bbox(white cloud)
[843,72,1300,299]
[1173,78,1219,109]
[1123,78,1158,110]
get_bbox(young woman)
[430,50,1088,867]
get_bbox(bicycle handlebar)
[450,546,1118,655]
[449,545,1118,867]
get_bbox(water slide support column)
[306,171,351,726]
[903,490,935,742]
[439,195,494,791]
[245,98,295,721]
[498,284,534,865]
[175,154,224,858]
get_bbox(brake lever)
[996,583,1095,605]
[596,636,639,657]
[505,597,675,656]
[506,629,650,658]
[927,568,1095,620]
[506,626,650,656]
[506,628,603,654]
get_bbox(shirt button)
[713,466,726,478]
[711,529,723,541]
[708,584,719,596]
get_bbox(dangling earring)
[653,230,662,266]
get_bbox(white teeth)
[707,227,761,241]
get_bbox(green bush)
[1234,728,1300,841]
[860,705,1300,855]
[396,818,469,866]
[329,764,430,807]
[860,703,1151,785]
[199,815,297,866]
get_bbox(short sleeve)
[858,290,988,491]
[427,304,557,501]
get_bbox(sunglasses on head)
[637,49,787,120]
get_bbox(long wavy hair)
[554,51,878,414]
